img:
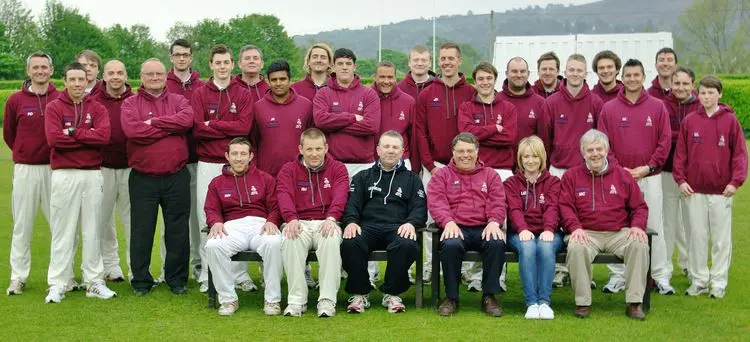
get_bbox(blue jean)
[508,231,564,306]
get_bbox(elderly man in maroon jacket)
[121,58,194,296]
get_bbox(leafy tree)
[226,14,300,76]
[0,23,25,79]
[104,24,159,76]
[0,0,43,60]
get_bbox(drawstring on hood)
[370,159,403,204]
[301,157,327,213]
[585,159,610,211]
[232,173,253,207]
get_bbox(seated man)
[559,129,650,320]
[428,132,507,317]
[204,137,282,316]
[277,128,349,317]
[341,130,427,314]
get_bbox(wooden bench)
[428,227,656,312]
[207,229,425,309]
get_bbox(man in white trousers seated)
[277,128,349,317]
[205,137,282,316]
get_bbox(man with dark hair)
[95,59,134,282]
[277,128,349,317]
[342,131,427,314]
[234,45,269,104]
[500,56,545,163]
[534,52,563,98]
[591,50,623,103]
[414,41,474,283]
[373,61,416,171]
[648,47,678,100]
[192,44,254,292]
[398,45,436,100]
[205,137,282,316]
[598,58,673,295]
[122,58,194,296]
[253,59,313,176]
[44,62,113,303]
[76,50,102,96]
[166,38,204,283]
[292,43,333,101]
[4,51,60,295]
[428,132,507,317]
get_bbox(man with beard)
[292,43,333,101]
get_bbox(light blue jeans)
[508,231,564,306]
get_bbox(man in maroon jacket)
[44,62,113,303]
[398,45,436,101]
[166,38,204,283]
[591,50,623,103]
[560,129,650,320]
[291,43,332,101]
[647,47,677,101]
[277,128,348,317]
[95,60,134,283]
[205,137,282,316]
[374,61,416,171]
[76,49,102,97]
[234,45,269,104]
[4,51,60,295]
[122,58,194,296]
[533,52,563,98]
[500,57,545,162]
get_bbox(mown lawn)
[0,136,748,341]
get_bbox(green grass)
[0,138,749,341]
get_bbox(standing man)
[292,43,332,101]
[591,50,623,103]
[342,131,427,314]
[428,132,507,317]
[204,137,283,316]
[499,57,545,161]
[193,44,254,292]
[4,51,60,295]
[597,59,673,295]
[253,59,313,176]
[373,61,416,170]
[166,38,205,282]
[121,58,194,296]
[76,50,102,96]
[44,62,113,303]
[398,45,436,101]
[95,60,134,282]
[533,52,563,98]
[662,67,699,279]
[648,48,678,101]
[234,45,269,105]
[277,128,349,317]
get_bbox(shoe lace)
[347,295,369,307]
[385,295,403,307]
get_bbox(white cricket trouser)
[681,194,733,290]
[609,173,668,281]
[662,171,689,276]
[9,164,51,282]
[206,216,282,304]
[196,161,249,284]
[47,169,105,288]
[421,161,446,274]
[550,165,569,275]
[466,168,512,283]
[99,167,131,278]
[345,162,379,279]
[282,220,342,305]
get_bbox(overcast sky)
[21,0,598,42]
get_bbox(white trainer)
[538,303,555,319]
[7,279,25,295]
[422,270,432,284]
[552,271,568,288]
[237,279,258,292]
[710,288,725,299]
[283,303,307,317]
[685,284,709,296]
[304,264,318,289]
[346,295,370,314]
[86,283,117,299]
[45,287,65,303]
[317,299,336,317]
[382,294,406,313]
[264,301,282,316]
[199,281,208,293]
[105,268,125,282]
[63,279,80,292]
[602,277,626,293]
[219,301,238,316]
[655,278,676,295]
[524,304,540,319]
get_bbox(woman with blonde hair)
[503,135,563,319]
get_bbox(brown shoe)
[626,303,645,321]
[438,298,458,316]
[481,295,503,317]
[574,305,590,318]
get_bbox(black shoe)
[133,287,150,296]
[171,285,188,295]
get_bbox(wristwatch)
[647,165,655,174]
[66,127,75,136]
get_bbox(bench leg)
[416,233,423,309]
[207,267,217,309]
[431,231,441,309]
[644,234,653,313]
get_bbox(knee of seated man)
[392,235,419,252]
[566,239,588,254]
[205,237,222,250]
[440,237,464,251]
[485,238,506,250]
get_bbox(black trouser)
[129,167,190,290]
[341,224,418,296]
[441,225,506,300]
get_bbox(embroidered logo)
[229,102,237,113]
[560,113,565,118]
[621,116,627,122]
[26,111,33,116]
[295,118,302,129]
[496,115,502,125]
[587,112,593,123]
[610,184,617,195]
[521,191,527,196]
[578,191,586,197]
[323,177,331,188]
[694,132,700,137]
[481,182,488,193]
[395,187,403,198]
[85,113,91,124]
[646,116,653,127]
[539,194,545,204]
[148,111,153,116]
[300,187,308,192]
[333,101,339,106]
[209,109,215,114]
[529,110,535,119]
[417,189,425,198]
[250,186,258,196]
[719,135,726,147]
[433,97,439,102]
[357,101,363,112]
[224,193,231,198]
[399,111,406,121]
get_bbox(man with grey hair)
[234,45,269,104]
[121,58,194,296]
[559,129,650,320]
[4,51,60,295]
